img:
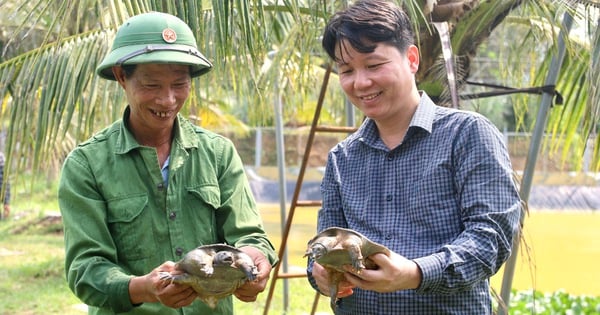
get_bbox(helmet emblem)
[162,28,177,43]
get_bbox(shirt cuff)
[412,254,444,294]
[108,275,137,313]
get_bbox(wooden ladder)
[262,63,357,314]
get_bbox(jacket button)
[175,248,184,256]
[169,212,176,220]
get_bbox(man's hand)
[234,246,272,302]
[312,261,355,298]
[129,261,197,309]
[342,251,422,293]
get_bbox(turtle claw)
[158,271,183,285]
[158,271,173,281]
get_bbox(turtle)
[159,244,258,309]
[304,227,390,311]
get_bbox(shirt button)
[387,155,393,161]
[175,248,184,256]
[385,234,393,240]
[169,212,176,220]
[386,195,393,201]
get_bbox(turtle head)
[307,243,328,260]
[213,251,235,266]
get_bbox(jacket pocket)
[106,194,149,261]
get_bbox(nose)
[156,87,176,106]
[353,69,372,90]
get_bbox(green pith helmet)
[96,12,212,80]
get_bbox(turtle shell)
[304,227,390,311]
[305,227,390,272]
[160,244,258,309]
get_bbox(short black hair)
[322,0,415,62]
[120,64,137,78]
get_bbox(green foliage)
[1,0,599,182]
[503,290,600,315]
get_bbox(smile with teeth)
[360,92,381,101]
[152,110,171,118]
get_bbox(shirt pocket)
[187,184,221,209]
[339,182,371,226]
[106,194,150,261]
[184,185,221,243]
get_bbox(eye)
[337,66,353,75]
[134,77,160,90]
[142,83,160,89]
[367,61,390,70]
[173,82,190,89]
[367,63,383,69]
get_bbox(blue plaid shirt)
[307,93,522,314]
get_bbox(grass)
[0,233,83,315]
[1,173,599,314]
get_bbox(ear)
[111,66,127,87]
[406,45,420,73]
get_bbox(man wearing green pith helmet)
[58,12,278,315]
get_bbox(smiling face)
[335,41,420,124]
[112,63,191,139]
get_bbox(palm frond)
[585,13,600,171]
[0,0,598,179]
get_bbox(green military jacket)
[59,108,277,315]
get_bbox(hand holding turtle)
[157,244,260,308]
[233,246,272,302]
[311,260,355,298]
[342,251,422,293]
[305,227,391,310]
[129,261,197,309]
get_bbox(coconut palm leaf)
[0,0,598,182]
[588,14,600,170]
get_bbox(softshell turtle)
[159,244,258,309]
[304,227,390,311]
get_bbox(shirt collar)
[358,91,437,146]
[409,91,436,134]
